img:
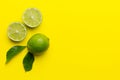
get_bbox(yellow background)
[0,0,120,80]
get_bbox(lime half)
[8,22,27,42]
[22,8,42,28]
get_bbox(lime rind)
[22,8,42,28]
[8,22,27,42]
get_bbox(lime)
[7,22,27,42]
[27,33,49,54]
[22,8,42,28]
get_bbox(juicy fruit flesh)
[23,8,42,28]
[8,22,27,41]
[27,33,49,54]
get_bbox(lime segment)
[8,22,27,41]
[23,8,42,28]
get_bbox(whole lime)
[27,33,49,54]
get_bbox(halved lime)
[22,8,42,28]
[8,22,27,42]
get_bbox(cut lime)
[8,22,27,42]
[22,8,42,28]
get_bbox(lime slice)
[8,22,27,42]
[22,8,42,28]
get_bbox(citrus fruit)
[22,8,42,28]
[27,33,49,54]
[7,22,27,42]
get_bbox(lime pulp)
[22,8,42,28]
[7,22,27,42]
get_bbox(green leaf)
[23,52,34,72]
[6,46,26,63]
